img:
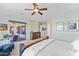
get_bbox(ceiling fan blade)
[39,8,47,11]
[25,9,33,10]
[31,11,35,15]
[33,3,38,8]
[38,11,43,15]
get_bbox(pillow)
[0,40,11,46]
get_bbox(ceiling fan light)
[34,9,39,12]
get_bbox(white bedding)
[22,39,79,56]
[22,39,54,56]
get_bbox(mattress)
[22,39,79,56]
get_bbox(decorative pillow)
[0,40,11,46]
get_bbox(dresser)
[30,32,41,40]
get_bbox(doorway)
[40,22,47,36]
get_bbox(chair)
[0,43,14,56]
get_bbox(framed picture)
[0,24,7,31]
[67,21,78,31]
[56,22,64,31]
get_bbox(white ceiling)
[0,3,79,21]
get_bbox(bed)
[22,39,79,56]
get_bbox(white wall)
[30,21,40,32]
[52,16,79,42]
[47,18,53,39]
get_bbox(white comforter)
[22,39,79,56]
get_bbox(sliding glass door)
[9,21,26,41]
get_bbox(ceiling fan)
[25,3,47,15]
